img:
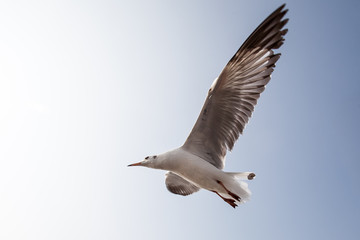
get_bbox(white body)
[155,147,251,203]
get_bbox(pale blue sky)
[0,0,359,239]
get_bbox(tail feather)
[227,171,256,180]
[223,172,254,203]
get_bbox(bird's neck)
[151,148,181,171]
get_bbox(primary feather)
[182,4,288,170]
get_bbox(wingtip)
[279,3,286,10]
[282,28,289,35]
[277,4,289,18]
[273,4,286,14]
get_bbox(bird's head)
[128,155,158,168]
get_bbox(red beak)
[127,162,142,167]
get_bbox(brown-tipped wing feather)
[182,4,288,169]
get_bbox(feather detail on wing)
[165,172,200,196]
[182,4,288,169]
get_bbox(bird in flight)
[128,4,288,208]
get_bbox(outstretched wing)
[182,4,288,169]
[165,172,200,196]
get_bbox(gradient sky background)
[1,0,359,239]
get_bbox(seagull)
[128,4,288,208]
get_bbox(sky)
[0,0,359,239]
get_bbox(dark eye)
[145,156,149,159]
[153,155,157,159]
